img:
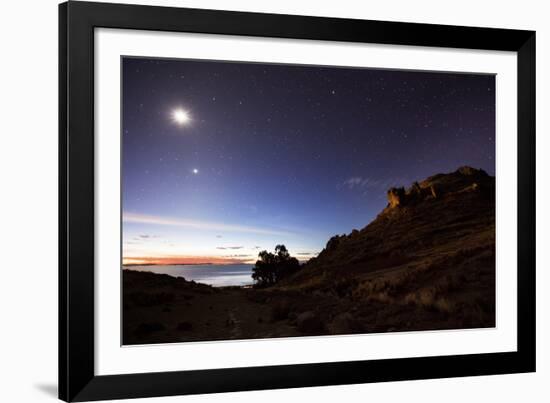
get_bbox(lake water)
[127,264,254,287]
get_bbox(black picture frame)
[59,1,536,401]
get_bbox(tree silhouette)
[251,245,300,287]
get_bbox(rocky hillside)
[275,166,495,328]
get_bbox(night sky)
[122,57,495,265]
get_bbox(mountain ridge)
[278,166,495,307]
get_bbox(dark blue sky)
[122,57,495,265]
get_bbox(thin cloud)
[216,246,244,250]
[343,177,380,189]
[123,212,294,236]
[342,176,409,191]
[133,234,159,240]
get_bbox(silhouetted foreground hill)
[123,167,495,344]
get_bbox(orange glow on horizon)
[122,255,252,266]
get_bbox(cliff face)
[386,166,490,209]
[278,167,495,328]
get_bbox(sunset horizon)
[122,256,252,266]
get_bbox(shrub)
[252,245,301,287]
[404,288,456,314]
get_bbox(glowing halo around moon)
[171,108,191,126]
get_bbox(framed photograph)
[59,1,535,401]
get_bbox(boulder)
[326,235,342,250]
[387,187,406,208]
[406,181,423,203]
[407,181,422,196]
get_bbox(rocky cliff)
[276,166,495,330]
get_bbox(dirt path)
[123,285,300,344]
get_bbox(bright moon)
[172,108,191,126]
[192,168,199,174]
